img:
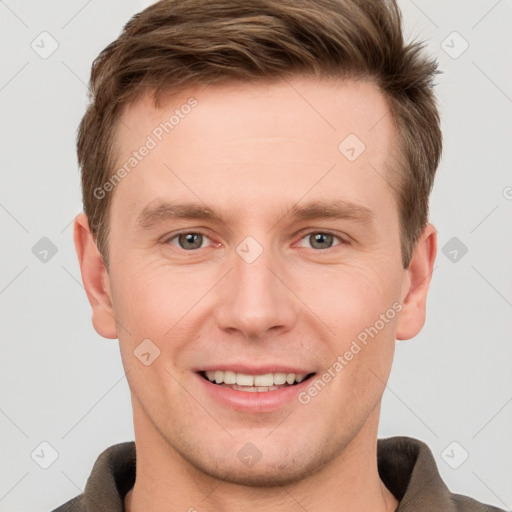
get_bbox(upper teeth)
[204,371,307,386]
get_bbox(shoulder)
[49,495,85,512]
[48,442,136,512]
[377,436,506,512]
[450,493,506,512]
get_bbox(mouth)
[198,370,316,393]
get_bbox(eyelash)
[163,229,347,251]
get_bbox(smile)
[199,370,315,393]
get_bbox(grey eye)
[308,232,335,249]
[176,233,205,250]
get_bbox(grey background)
[1,1,511,511]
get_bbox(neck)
[125,405,397,512]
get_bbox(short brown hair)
[78,0,442,268]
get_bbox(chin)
[194,458,321,488]
[170,434,337,488]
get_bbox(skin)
[75,76,436,512]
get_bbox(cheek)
[329,269,399,390]
[110,258,216,347]
[298,262,401,344]
[304,271,397,415]
[111,260,195,404]
[299,263,400,400]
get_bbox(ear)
[74,213,117,339]
[396,223,437,340]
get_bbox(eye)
[167,232,211,250]
[297,231,344,250]
[164,230,345,251]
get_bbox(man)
[53,0,504,510]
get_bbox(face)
[77,76,434,486]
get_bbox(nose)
[213,245,299,340]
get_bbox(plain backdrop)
[1,1,511,511]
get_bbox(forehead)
[118,76,393,152]
[110,77,398,224]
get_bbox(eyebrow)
[136,199,374,230]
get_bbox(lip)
[195,371,316,413]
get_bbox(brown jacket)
[51,436,505,511]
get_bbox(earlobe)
[74,213,118,339]
[396,223,437,341]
